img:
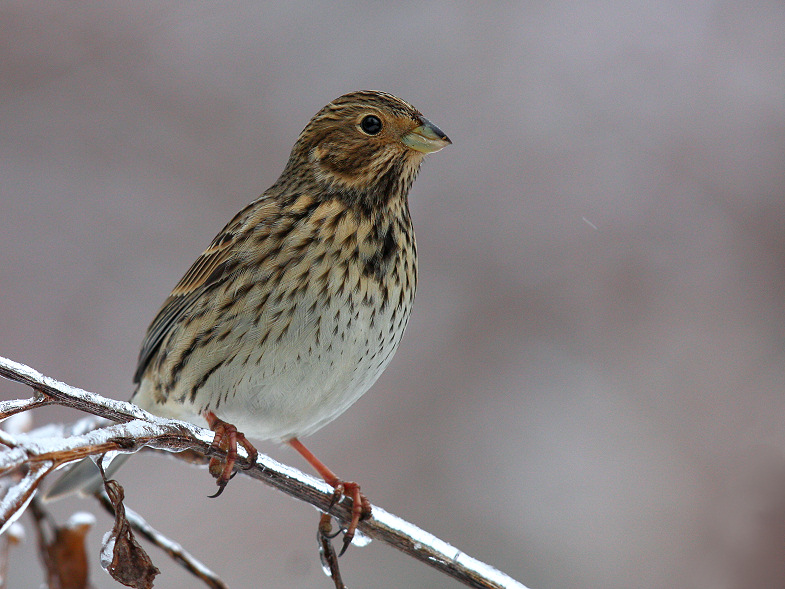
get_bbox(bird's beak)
[402,116,451,154]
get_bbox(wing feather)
[133,203,257,383]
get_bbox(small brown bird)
[50,91,449,550]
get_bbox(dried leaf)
[47,523,92,589]
[30,499,93,589]
[100,478,159,588]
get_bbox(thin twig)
[318,512,346,589]
[28,497,55,585]
[0,526,14,589]
[0,396,52,421]
[0,356,528,589]
[0,462,54,535]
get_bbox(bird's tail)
[45,385,153,501]
[44,452,131,501]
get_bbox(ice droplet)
[321,561,333,578]
[100,530,116,572]
[7,522,25,543]
[351,529,372,548]
[318,542,332,578]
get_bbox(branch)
[0,356,528,589]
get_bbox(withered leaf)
[47,524,92,589]
[30,499,94,589]
[100,477,160,588]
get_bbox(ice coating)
[67,511,97,528]
[370,505,530,589]
[99,530,116,573]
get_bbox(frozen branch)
[0,356,528,589]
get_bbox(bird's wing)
[133,201,259,384]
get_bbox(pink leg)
[288,437,371,555]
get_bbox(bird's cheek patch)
[312,140,379,181]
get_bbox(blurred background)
[2,2,785,588]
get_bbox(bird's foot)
[327,479,372,556]
[287,437,371,555]
[204,411,258,498]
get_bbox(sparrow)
[50,90,450,551]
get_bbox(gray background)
[2,2,785,588]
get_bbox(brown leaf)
[30,499,94,589]
[101,477,160,588]
[47,523,93,589]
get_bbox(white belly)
[134,276,410,442]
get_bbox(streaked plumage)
[49,91,449,548]
[132,91,449,443]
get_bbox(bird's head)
[283,91,450,204]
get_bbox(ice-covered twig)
[318,512,346,589]
[0,462,54,535]
[0,356,528,589]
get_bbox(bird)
[48,90,450,551]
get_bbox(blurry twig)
[0,521,23,589]
[318,512,346,589]
[0,356,528,589]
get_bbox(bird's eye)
[360,115,383,135]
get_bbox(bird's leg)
[204,411,258,498]
[288,437,371,555]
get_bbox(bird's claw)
[207,474,228,499]
[327,480,371,556]
[204,411,258,498]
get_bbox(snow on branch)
[0,356,528,589]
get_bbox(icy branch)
[0,356,528,589]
